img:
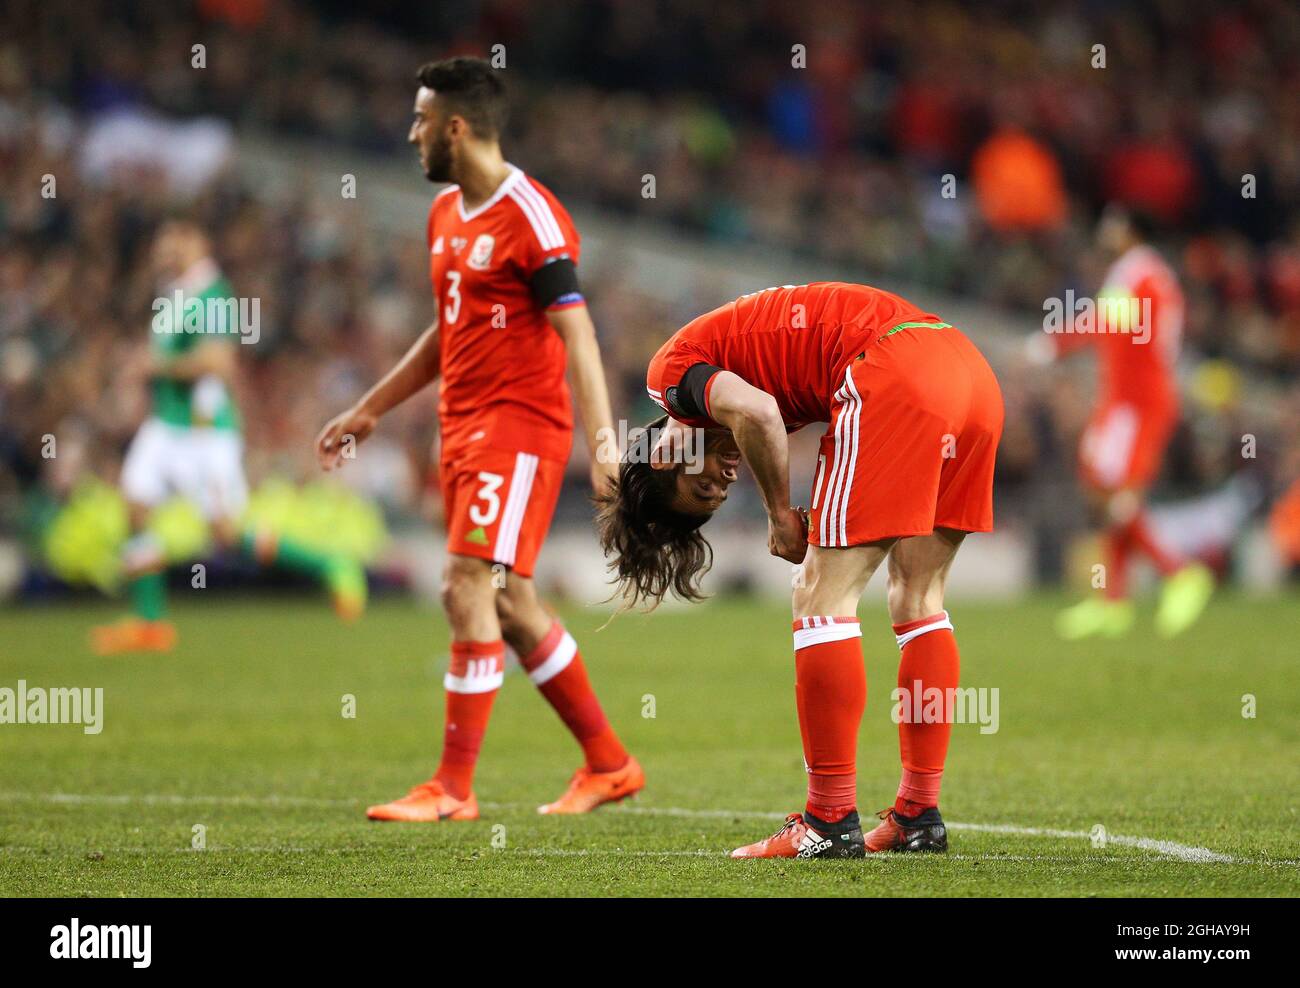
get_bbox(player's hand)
[649,416,694,471]
[768,505,809,564]
[315,405,378,471]
[590,457,619,498]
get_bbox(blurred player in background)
[1030,205,1214,639]
[599,282,1003,858]
[92,220,367,655]
[317,57,642,821]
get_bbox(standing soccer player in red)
[598,282,1004,858]
[1030,206,1213,639]
[317,57,642,821]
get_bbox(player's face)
[409,87,454,183]
[669,431,741,517]
[1095,206,1131,255]
[151,224,203,282]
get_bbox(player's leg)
[1062,404,1211,638]
[1058,406,1143,638]
[92,421,177,654]
[730,540,891,859]
[860,528,968,853]
[495,573,643,813]
[240,528,367,621]
[188,428,369,620]
[366,550,500,822]
[860,328,1000,851]
[733,349,949,860]
[368,449,543,822]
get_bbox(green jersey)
[149,263,241,431]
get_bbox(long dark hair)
[594,418,713,612]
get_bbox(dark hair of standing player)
[415,56,508,139]
[593,417,714,611]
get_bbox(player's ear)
[445,113,469,140]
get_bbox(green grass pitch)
[1,594,1296,896]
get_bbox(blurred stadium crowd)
[3,0,1299,584]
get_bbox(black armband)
[530,256,583,309]
[666,362,724,419]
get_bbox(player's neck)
[456,149,511,212]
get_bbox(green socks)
[127,570,167,621]
[241,531,332,580]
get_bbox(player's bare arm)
[316,320,441,470]
[548,304,617,495]
[704,371,805,563]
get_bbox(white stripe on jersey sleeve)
[508,182,566,251]
[517,180,566,246]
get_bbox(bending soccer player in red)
[597,282,1004,858]
[317,57,642,821]
[1028,205,1213,639]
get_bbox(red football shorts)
[1078,400,1176,493]
[807,324,1004,547]
[441,447,565,578]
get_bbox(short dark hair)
[415,56,507,138]
[593,418,714,612]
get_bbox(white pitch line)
[0,846,1173,863]
[0,791,1236,863]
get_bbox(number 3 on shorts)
[469,471,504,526]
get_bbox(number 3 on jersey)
[469,471,504,526]
[444,271,462,326]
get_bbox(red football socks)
[792,617,865,823]
[519,620,628,773]
[434,639,505,799]
[892,611,960,814]
[1106,509,1183,600]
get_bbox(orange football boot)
[366,779,478,822]
[863,806,948,853]
[537,755,645,814]
[91,618,177,656]
[730,811,866,859]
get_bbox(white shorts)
[121,418,248,521]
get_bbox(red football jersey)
[647,282,942,429]
[428,165,583,462]
[1056,244,1184,411]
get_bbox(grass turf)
[0,594,1296,897]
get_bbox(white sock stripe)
[527,632,577,685]
[793,621,862,650]
[444,656,505,694]
[838,368,863,546]
[895,612,954,649]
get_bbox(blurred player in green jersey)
[92,219,366,654]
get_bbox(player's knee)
[494,589,523,640]
[440,558,494,623]
[887,572,940,624]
